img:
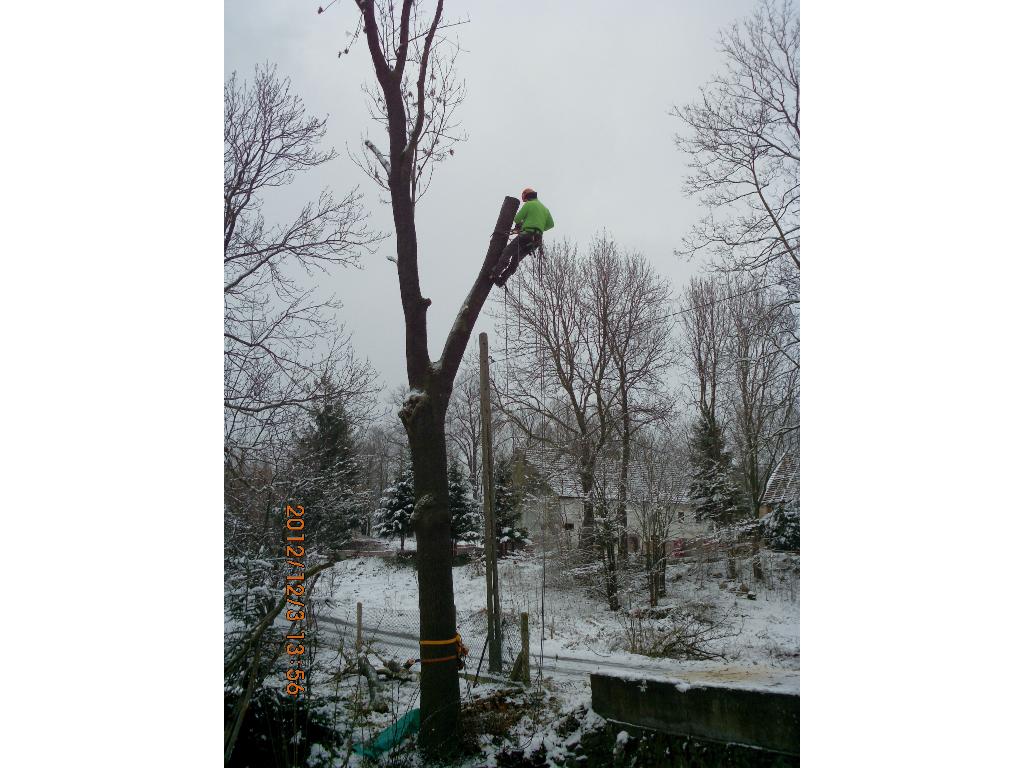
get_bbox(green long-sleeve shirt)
[514,199,555,233]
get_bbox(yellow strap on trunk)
[419,633,461,646]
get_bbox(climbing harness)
[493,225,545,286]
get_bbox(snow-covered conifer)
[688,410,742,526]
[448,461,482,550]
[373,464,415,550]
[494,457,530,555]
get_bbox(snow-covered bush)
[616,603,733,660]
[759,503,800,551]
[498,525,531,550]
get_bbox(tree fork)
[397,196,519,755]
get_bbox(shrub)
[759,503,799,551]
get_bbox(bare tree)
[680,276,731,422]
[353,421,408,534]
[673,1,801,512]
[495,241,615,551]
[223,65,383,763]
[673,0,799,281]
[348,0,520,751]
[494,239,635,611]
[725,277,799,517]
[678,276,745,524]
[495,237,675,607]
[223,63,381,546]
[224,64,381,458]
[446,346,482,499]
[593,238,675,556]
[631,425,689,607]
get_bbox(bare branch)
[673,0,800,277]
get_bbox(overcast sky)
[225,0,762,395]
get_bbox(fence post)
[519,611,530,686]
[356,601,363,652]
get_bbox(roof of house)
[762,453,799,507]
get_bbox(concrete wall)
[591,673,799,756]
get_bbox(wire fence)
[349,604,524,680]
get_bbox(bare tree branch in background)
[494,240,615,553]
[223,67,383,760]
[224,64,382,457]
[631,423,690,607]
[594,237,676,557]
[673,0,799,288]
[680,276,731,423]
[725,277,799,516]
[445,345,482,499]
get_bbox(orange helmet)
[521,187,536,201]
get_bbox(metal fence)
[340,603,524,680]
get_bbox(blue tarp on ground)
[352,708,420,759]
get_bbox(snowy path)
[314,614,798,693]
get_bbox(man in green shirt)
[492,187,554,287]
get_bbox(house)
[758,453,800,518]
[515,445,708,552]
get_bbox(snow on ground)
[293,540,799,764]
[319,541,800,698]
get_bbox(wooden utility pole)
[510,611,530,686]
[480,332,502,672]
[519,611,530,686]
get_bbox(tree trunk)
[581,496,595,550]
[616,394,631,557]
[603,538,620,611]
[579,463,596,550]
[468,451,479,501]
[400,387,460,752]
[354,1,519,749]
[657,539,667,597]
[391,197,518,756]
[377,182,515,757]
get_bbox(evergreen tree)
[373,463,415,550]
[688,409,742,526]
[292,390,360,546]
[759,499,800,551]
[448,461,482,551]
[494,456,530,555]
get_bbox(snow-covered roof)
[762,453,799,506]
